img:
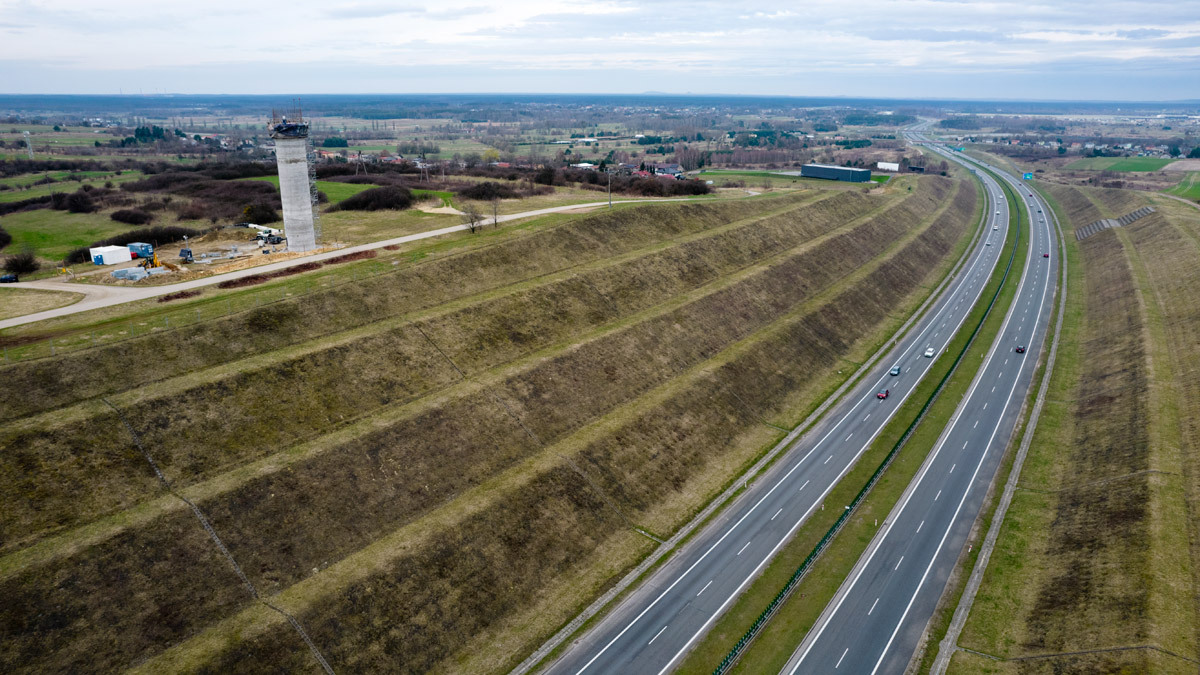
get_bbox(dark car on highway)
[877,389,890,399]
[1015,345,1026,354]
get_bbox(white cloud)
[0,0,1195,97]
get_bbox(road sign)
[1023,172,1034,180]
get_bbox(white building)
[89,245,132,265]
[876,161,900,172]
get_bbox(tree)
[322,137,349,148]
[463,204,482,233]
[4,247,40,277]
[1189,147,1200,159]
[1169,145,1182,157]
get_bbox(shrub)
[0,195,53,217]
[65,191,96,213]
[157,289,202,303]
[0,225,11,252]
[457,181,519,200]
[111,208,153,225]
[332,186,413,211]
[242,202,280,224]
[3,248,39,276]
[324,250,376,264]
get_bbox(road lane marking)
[963,441,969,449]
[648,625,668,645]
[895,556,904,570]
[800,480,809,491]
[916,520,924,533]
[697,580,712,597]
[772,508,783,521]
[737,541,752,556]
[864,414,870,421]
[973,420,978,428]
[635,157,1003,675]
[935,490,942,501]
[846,433,853,441]
[825,455,833,465]
[868,598,879,615]
[950,463,956,474]
[836,648,849,668]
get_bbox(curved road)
[780,133,1058,674]
[539,134,1018,675]
[0,197,699,331]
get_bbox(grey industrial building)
[800,163,872,183]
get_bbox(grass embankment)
[677,166,1018,674]
[0,178,976,673]
[949,183,1200,673]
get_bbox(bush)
[111,208,153,225]
[242,202,280,224]
[65,191,96,213]
[457,181,519,200]
[0,225,11,252]
[322,137,349,148]
[3,249,39,276]
[157,289,202,303]
[332,186,413,211]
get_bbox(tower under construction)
[269,108,319,252]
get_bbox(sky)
[0,0,1197,100]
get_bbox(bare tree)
[463,204,482,233]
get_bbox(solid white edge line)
[785,148,1037,674]
[570,140,1004,675]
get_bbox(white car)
[993,225,999,230]
[924,347,935,358]
[995,210,1000,215]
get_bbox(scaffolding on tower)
[307,138,322,244]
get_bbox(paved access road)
[780,135,1058,674]
[541,141,1014,675]
[0,197,694,331]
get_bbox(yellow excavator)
[138,251,181,272]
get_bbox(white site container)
[90,245,133,265]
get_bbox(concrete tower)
[269,111,318,252]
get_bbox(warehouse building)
[800,163,872,183]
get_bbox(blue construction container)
[800,164,871,183]
[127,242,153,259]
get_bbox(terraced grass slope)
[951,184,1200,674]
[0,176,977,673]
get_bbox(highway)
[779,134,1059,673]
[541,131,1018,675]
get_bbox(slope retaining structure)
[1075,206,1155,240]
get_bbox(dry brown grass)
[0,178,979,673]
[953,185,1200,673]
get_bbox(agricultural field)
[1166,172,1200,201]
[0,174,978,673]
[949,184,1200,673]
[239,175,373,203]
[1064,156,1176,171]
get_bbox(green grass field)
[0,170,144,203]
[238,175,372,203]
[1065,156,1175,172]
[0,209,139,261]
[1165,172,1200,201]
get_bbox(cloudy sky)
[1,0,1197,100]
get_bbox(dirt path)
[0,197,708,330]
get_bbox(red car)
[1043,253,1049,258]
[1015,346,1026,354]
[877,389,890,400]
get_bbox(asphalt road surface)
[0,197,697,331]
[779,135,1058,674]
[542,138,1018,675]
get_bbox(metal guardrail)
[713,161,1023,675]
